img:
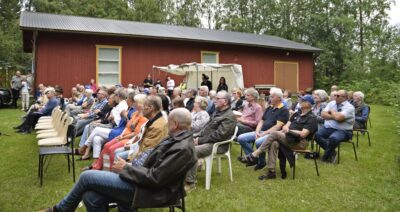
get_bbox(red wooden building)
[20,12,322,97]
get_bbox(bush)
[339,79,400,106]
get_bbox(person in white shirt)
[166,76,175,98]
[21,76,30,111]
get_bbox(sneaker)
[184,183,196,193]
[245,154,258,167]
[237,156,248,164]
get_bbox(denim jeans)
[56,170,134,212]
[315,126,352,160]
[237,131,270,165]
[79,125,90,148]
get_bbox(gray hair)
[218,90,232,105]
[158,87,166,94]
[115,88,128,99]
[195,96,209,110]
[145,95,162,112]
[85,89,94,94]
[209,90,216,98]
[134,93,147,106]
[270,87,283,99]
[353,91,365,100]
[314,89,329,102]
[245,88,259,100]
[199,86,209,94]
[169,108,192,130]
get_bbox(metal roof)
[20,11,322,53]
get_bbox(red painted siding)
[35,32,314,97]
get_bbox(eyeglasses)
[335,95,346,98]
[215,97,226,100]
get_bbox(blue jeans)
[315,127,352,160]
[237,131,270,165]
[56,170,134,212]
[115,148,130,160]
[79,124,90,148]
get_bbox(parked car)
[0,87,12,107]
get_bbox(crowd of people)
[9,72,370,211]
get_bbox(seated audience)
[185,88,196,112]
[236,88,263,136]
[352,91,369,129]
[283,89,292,109]
[14,87,59,134]
[185,90,236,191]
[191,96,210,137]
[198,86,215,115]
[68,89,95,116]
[88,94,148,171]
[315,90,355,163]
[312,89,329,129]
[231,88,244,111]
[237,88,289,170]
[74,88,109,136]
[243,94,318,179]
[41,108,196,212]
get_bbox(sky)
[388,0,400,26]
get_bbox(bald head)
[169,108,192,131]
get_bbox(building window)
[201,51,219,63]
[96,45,122,86]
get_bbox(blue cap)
[300,94,315,105]
[143,88,150,95]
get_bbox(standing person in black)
[10,70,22,108]
[143,74,153,88]
[201,74,212,91]
[217,76,228,92]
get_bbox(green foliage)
[0,105,399,211]
[339,79,400,106]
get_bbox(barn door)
[274,61,298,92]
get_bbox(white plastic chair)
[37,106,60,123]
[36,113,69,139]
[204,126,238,190]
[37,117,74,146]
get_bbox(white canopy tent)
[152,63,244,90]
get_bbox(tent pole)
[196,64,199,89]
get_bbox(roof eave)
[20,26,323,53]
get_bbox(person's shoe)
[244,154,258,167]
[81,165,92,171]
[21,130,31,134]
[258,171,276,180]
[330,151,338,163]
[281,171,287,179]
[237,156,248,164]
[253,163,266,171]
[184,183,196,193]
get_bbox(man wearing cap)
[14,87,60,134]
[315,90,355,163]
[243,94,318,179]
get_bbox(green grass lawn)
[0,105,399,211]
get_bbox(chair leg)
[67,154,71,173]
[351,142,358,161]
[205,156,213,190]
[38,154,41,178]
[367,131,371,146]
[314,157,320,176]
[181,195,185,212]
[40,155,44,186]
[369,118,372,128]
[72,153,76,183]
[226,153,233,182]
[217,157,221,174]
[169,206,175,212]
[337,144,340,164]
[356,131,359,148]
[292,156,296,180]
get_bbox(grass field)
[0,105,399,211]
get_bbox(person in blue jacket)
[14,87,59,134]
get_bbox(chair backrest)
[364,105,371,130]
[54,112,69,133]
[212,126,238,155]
[59,117,74,145]
[66,124,76,150]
